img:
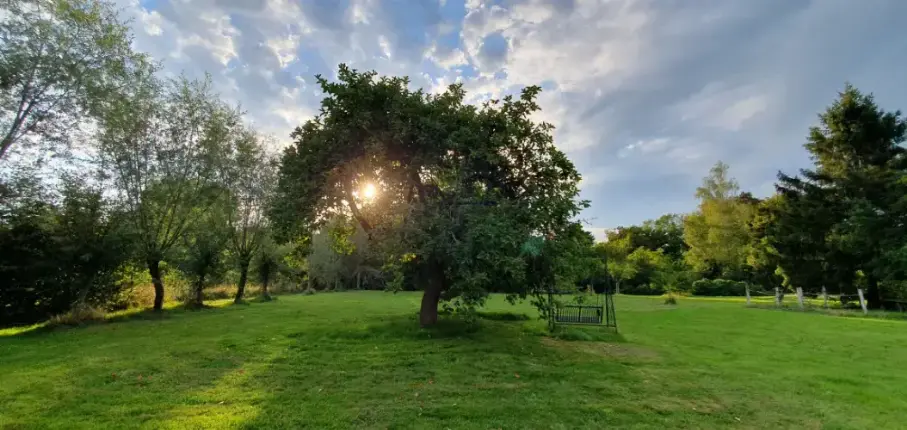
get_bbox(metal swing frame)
[548,283,617,329]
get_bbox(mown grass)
[2,293,907,429]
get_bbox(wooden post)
[796,287,804,309]
[775,287,781,307]
[857,289,868,315]
[745,283,751,306]
[822,286,828,309]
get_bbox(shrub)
[692,279,747,296]
[48,306,106,326]
[663,293,678,305]
[205,285,237,300]
[0,182,129,327]
[620,282,665,295]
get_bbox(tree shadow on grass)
[476,310,532,321]
[1,299,279,338]
[548,325,626,343]
[313,312,544,346]
[236,313,652,429]
[0,298,301,428]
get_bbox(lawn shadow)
[548,325,626,343]
[235,310,651,429]
[1,299,280,338]
[311,313,511,343]
[1,308,173,338]
[476,310,531,321]
[0,299,296,428]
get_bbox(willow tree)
[97,73,240,311]
[273,65,585,326]
[226,129,276,303]
[0,0,146,160]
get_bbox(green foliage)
[175,198,231,307]
[691,279,747,296]
[96,72,244,310]
[0,0,148,160]
[224,129,278,301]
[607,214,687,261]
[762,85,907,306]
[273,65,585,324]
[684,162,755,280]
[521,223,598,328]
[251,236,285,299]
[0,176,129,326]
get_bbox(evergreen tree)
[768,85,907,306]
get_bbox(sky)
[115,0,907,241]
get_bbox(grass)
[2,293,907,429]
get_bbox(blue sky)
[118,0,907,240]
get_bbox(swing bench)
[548,285,617,328]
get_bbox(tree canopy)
[684,162,755,280]
[273,65,586,326]
[760,85,907,305]
[0,0,147,160]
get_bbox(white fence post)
[796,287,804,309]
[857,289,868,315]
[775,287,781,307]
[822,286,828,309]
[745,283,751,306]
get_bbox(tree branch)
[344,175,372,232]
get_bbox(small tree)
[226,129,277,303]
[178,202,230,308]
[252,236,284,300]
[684,162,755,279]
[55,175,129,309]
[307,216,353,290]
[595,234,634,294]
[0,0,147,160]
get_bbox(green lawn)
[2,293,906,429]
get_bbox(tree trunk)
[419,265,445,327]
[867,277,883,309]
[234,260,249,304]
[261,271,271,301]
[615,279,621,295]
[148,259,164,312]
[0,134,15,160]
[193,275,205,308]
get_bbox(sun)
[362,183,377,200]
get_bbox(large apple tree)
[272,65,586,326]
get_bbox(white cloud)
[677,83,769,131]
[621,138,669,157]
[104,0,907,229]
[267,34,301,68]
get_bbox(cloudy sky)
[116,0,907,240]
